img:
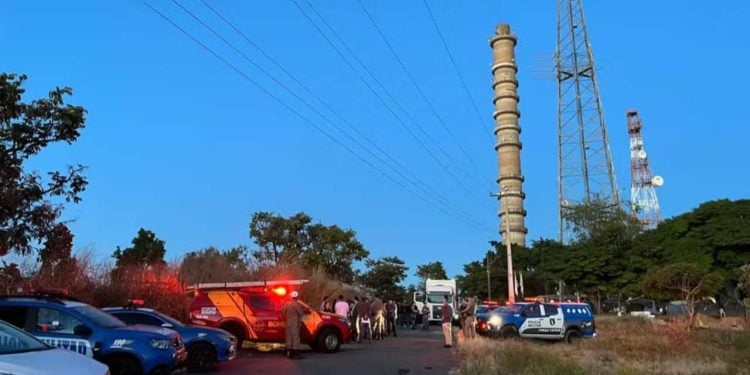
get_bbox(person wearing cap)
[281,290,306,359]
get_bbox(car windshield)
[503,304,527,314]
[476,306,497,314]
[154,311,184,327]
[71,305,126,328]
[426,293,451,304]
[0,321,51,354]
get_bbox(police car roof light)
[128,299,145,307]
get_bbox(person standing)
[461,297,476,339]
[410,303,419,329]
[357,297,372,343]
[386,300,398,337]
[281,291,306,359]
[335,294,349,317]
[441,297,453,348]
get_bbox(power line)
[422,0,495,143]
[139,0,492,232]
[356,0,495,191]
[291,0,492,201]
[170,0,484,226]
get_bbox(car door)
[32,306,94,357]
[538,304,565,338]
[518,304,545,338]
[247,296,284,341]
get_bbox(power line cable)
[171,0,485,226]
[290,0,490,204]
[356,0,495,191]
[422,0,495,143]
[139,0,492,232]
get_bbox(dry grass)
[456,316,750,375]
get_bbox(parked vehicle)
[104,300,236,371]
[187,279,351,353]
[0,290,187,375]
[413,279,458,324]
[0,319,109,375]
[485,302,596,343]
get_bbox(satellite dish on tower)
[638,150,647,159]
[651,175,664,187]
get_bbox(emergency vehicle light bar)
[186,279,309,291]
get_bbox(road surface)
[209,326,457,375]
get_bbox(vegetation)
[457,316,750,375]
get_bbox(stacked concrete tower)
[490,24,526,246]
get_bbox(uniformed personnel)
[281,290,306,359]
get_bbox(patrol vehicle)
[0,319,109,375]
[485,302,596,342]
[0,291,188,375]
[104,300,236,371]
[187,280,352,353]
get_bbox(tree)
[0,73,88,256]
[304,224,368,283]
[113,228,166,268]
[359,256,408,301]
[249,212,311,264]
[415,261,448,286]
[643,263,723,329]
[739,264,750,296]
[179,245,252,285]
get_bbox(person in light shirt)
[335,295,349,317]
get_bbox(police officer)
[281,291,305,359]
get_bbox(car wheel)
[499,325,519,339]
[316,327,341,353]
[565,329,583,343]
[104,355,143,375]
[188,342,217,371]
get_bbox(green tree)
[0,73,88,256]
[179,245,252,285]
[415,261,448,287]
[642,263,723,329]
[113,228,167,268]
[249,212,311,264]
[304,224,368,283]
[359,256,408,301]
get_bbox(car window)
[249,296,274,311]
[523,304,542,318]
[0,307,31,330]
[114,312,164,327]
[0,321,50,354]
[543,304,559,316]
[35,307,83,334]
[70,305,126,328]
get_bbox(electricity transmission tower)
[555,0,619,242]
[627,110,663,229]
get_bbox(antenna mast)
[556,0,620,242]
[627,110,662,229]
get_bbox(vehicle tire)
[220,323,246,347]
[316,327,341,354]
[188,342,217,372]
[565,329,582,344]
[103,354,143,375]
[499,325,519,340]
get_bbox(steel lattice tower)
[627,110,662,229]
[556,0,619,242]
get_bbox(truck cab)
[414,279,458,324]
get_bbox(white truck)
[414,279,458,324]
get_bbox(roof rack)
[186,279,309,292]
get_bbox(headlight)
[150,339,172,350]
[489,315,501,326]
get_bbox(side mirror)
[73,324,92,336]
[161,323,173,328]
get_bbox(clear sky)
[2,1,748,283]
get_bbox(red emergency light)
[128,299,145,306]
[272,287,287,296]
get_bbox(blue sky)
[2,1,748,283]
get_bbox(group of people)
[321,295,400,343]
[439,296,479,348]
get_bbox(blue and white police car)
[486,302,596,342]
[0,291,188,375]
[104,300,236,371]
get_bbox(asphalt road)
[209,326,457,375]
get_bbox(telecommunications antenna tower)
[556,0,620,243]
[627,110,662,229]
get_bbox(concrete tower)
[490,24,526,246]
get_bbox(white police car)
[0,319,109,375]
[486,302,596,342]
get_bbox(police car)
[0,291,188,375]
[103,300,236,371]
[485,302,596,342]
[0,319,109,375]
